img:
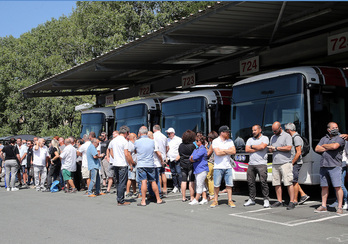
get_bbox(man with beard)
[268,121,295,210]
[244,125,270,208]
[315,122,346,214]
[210,125,236,208]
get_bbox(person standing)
[284,123,310,205]
[268,121,295,210]
[166,127,182,193]
[315,122,346,214]
[179,130,196,202]
[47,139,61,191]
[87,138,105,197]
[32,138,49,191]
[210,126,236,208]
[78,134,91,191]
[189,135,209,205]
[206,131,218,200]
[17,138,28,187]
[60,139,78,193]
[110,125,133,206]
[1,138,21,191]
[153,125,168,195]
[244,125,270,208]
[99,132,111,190]
[126,133,138,198]
[135,126,164,206]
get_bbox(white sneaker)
[343,202,348,210]
[11,187,19,192]
[171,187,179,193]
[7,188,10,192]
[199,198,208,205]
[244,199,256,207]
[263,199,270,208]
[189,199,199,205]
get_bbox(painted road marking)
[229,205,348,227]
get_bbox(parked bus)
[80,107,115,138]
[231,66,348,185]
[161,89,232,137]
[114,98,162,134]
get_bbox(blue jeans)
[88,168,100,195]
[113,166,128,204]
[169,160,182,188]
[148,167,162,197]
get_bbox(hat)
[218,125,231,133]
[165,128,175,133]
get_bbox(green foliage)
[0,1,214,138]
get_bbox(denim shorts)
[137,167,156,182]
[213,168,233,187]
[159,166,165,174]
[320,166,342,187]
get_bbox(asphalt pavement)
[1,182,347,244]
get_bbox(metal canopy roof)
[22,1,348,101]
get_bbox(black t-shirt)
[49,147,61,165]
[99,140,110,158]
[3,144,19,160]
[27,147,33,167]
[178,143,196,169]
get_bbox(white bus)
[114,98,162,134]
[231,66,348,185]
[161,89,232,137]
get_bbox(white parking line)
[229,209,348,227]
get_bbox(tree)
[0,1,214,138]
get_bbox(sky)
[0,1,76,38]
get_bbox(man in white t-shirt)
[210,126,236,208]
[32,138,49,191]
[244,125,270,208]
[166,127,182,193]
[110,125,134,206]
[151,125,168,196]
[17,138,28,187]
[77,133,94,191]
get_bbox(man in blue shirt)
[87,138,105,197]
[135,126,165,206]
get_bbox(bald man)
[268,121,295,210]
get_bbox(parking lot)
[1,182,348,244]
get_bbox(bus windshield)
[161,97,207,137]
[115,104,147,133]
[231,74,305,148]
[80,113,105,138]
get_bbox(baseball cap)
[218,125,231,133]
[165,128,175,133]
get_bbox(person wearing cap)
[210,125,236,208]
[166,127,182,193]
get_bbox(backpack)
[293,134,310,157]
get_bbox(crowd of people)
[0,122,348,212]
